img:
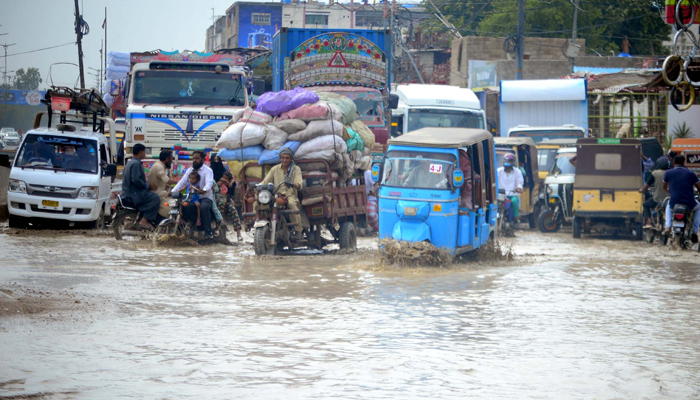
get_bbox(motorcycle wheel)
[644,228,656,244]
[113,210,141,241]
[152,221,177,246]
[254,225,274,256]
[635,222,644,241]
[672,233,682,250]
[538,209,560,233]
[573,216,582,239]
[661,232,669,246]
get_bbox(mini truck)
[4,87,119,229]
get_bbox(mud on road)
[0,224,699,399]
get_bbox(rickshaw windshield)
[551,153,576,175]
[382,150,456,190]
[538,148,558,172]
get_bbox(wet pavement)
[0,226,699,399]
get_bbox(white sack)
[271,119,306,134]
[216,121,266,150]
[262,125,289,150]
[288,119,344,142]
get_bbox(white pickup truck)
[2,88,120,229]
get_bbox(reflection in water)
[0,231,699,398]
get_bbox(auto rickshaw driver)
[257,147,303,238]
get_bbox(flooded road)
[1,226,699,399]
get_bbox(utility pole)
[103,7,107,73]
[1,43,16,87]
[516,0,525,80]
[74,0,86,89]
[571,0,579,73]
[99,39,103,94]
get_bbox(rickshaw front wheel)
[573,217,582,239]
[538,209,560,233]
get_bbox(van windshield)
[16,135,99,174]
[382,150,456,190]
[551,153,576,175]
[407,109,484,132]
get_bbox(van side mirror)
[104,163,117,177]
[388,94,399,110]
[0,154,10,168]
[253,79,266,96]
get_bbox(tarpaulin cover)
[217,145,265,161]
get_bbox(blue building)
[224,2,283,49]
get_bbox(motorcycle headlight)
[78,186,99,199]
[9,179,27,193]
[258,190,272,204]
[498,193,506,202]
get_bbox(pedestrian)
[215,171,244,242]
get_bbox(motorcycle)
[664,201,699,251]
[644,198,668,244]
[112,195,161,241]
[151,192,228,245]
[253,182,307,255]
[497,189,518,237]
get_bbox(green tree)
[13,68,42,90]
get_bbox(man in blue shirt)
[663,155,700,242]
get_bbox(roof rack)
[39,86,110,134]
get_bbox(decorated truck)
[272,28,391,144]
[108,50,251,176]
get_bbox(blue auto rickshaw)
[371,128,499,255]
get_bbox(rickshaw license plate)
[41,200,60,208]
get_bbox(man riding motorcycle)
[663,155,700,243]
[497,153,524,227]
[171,151,216,238]
[257,148,303,238]
[122,144,161,229]
[639,159,670,228]
[148,150,179,218]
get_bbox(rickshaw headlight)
[546,186,553,195]
[258,191,272,204]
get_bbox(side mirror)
[253,79,266,96]
[104,163,117,177]
[371,163,381,182]
[453,169,464,188]
[0,154,10,168]
[388,94,399,110]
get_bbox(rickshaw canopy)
[575,138,643,190]
[388,128,493,149]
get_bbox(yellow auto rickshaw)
[495,137,540,228]
[536,139,578,183]
[572,138,644,240]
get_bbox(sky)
[0,0,246,90]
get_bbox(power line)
[6,42,75,58]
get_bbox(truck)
[388,84,486,136]
[121,50,251,175]
[3,87,119,229]
[500,79,588,138]
[272,28,391,144]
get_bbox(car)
[2,131,20,147]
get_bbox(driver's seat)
[118,195,137,210]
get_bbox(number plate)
[672,221,685,227]
[429,164,443,174]
[40,200,60,209]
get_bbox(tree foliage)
[424,0,670,55]
[13,68,42,91]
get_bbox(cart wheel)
[573,216,582,239]
[339,221,357,251]
[538,209,560,233]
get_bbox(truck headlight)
[8,179,27,193]
[258,191,271,205]
[78,186,99,199]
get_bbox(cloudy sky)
[1,0,244,90]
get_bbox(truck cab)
[389,84,485,137]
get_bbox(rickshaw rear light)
[674,213,685,220]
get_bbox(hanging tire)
[573,216,582,239]
[538,209,560,233]
[254,225,273,256]
[113,210,139,241]
[339,221,357,251]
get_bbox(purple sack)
[255,88,320,117]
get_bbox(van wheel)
[538,210,560,233]
[339,221,357,251]
[8,215,27,229]
[92,207,106,230]
[573,217,582,239]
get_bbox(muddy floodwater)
[1,226,699,399]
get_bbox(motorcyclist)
[662,155,700,243]
[258,148,303,238]
[148,150,179,218]
[171,151,215,238]
[639,159,670,228]
[497,153,524,227]
[121,144,161,229]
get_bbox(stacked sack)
[102,51,130,108]
[215,88,375,184]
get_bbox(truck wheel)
[573,217,582,239]
[339,221,357,251]
[254,225,274,256]
[113,210,139,241]
[8,215,27,229]
[538,210,560,233]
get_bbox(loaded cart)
[241,159,367,254]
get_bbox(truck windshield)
[382,150,456,190]
[132,71,246,107]
[551,153,576,175]
[407,109,484,132]
[16,135,99,174]
[325,89,385,127]
[510,130,585,143]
